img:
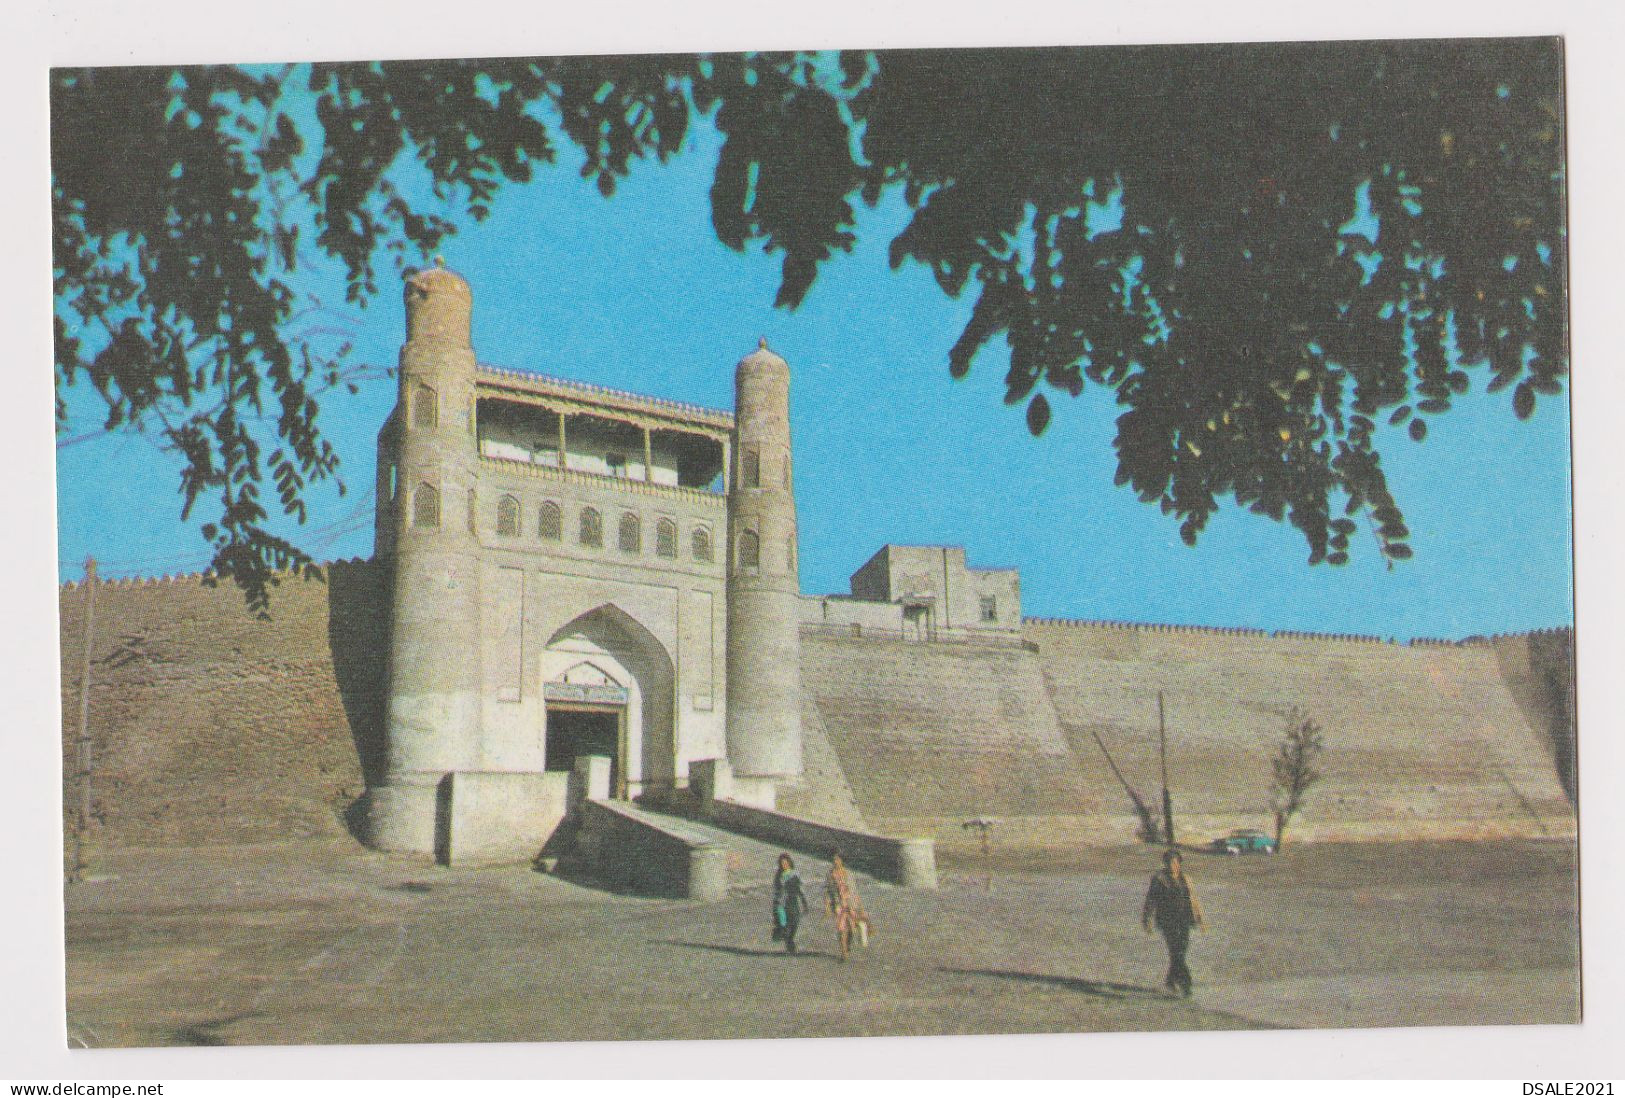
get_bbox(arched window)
[738,529,760,570]
[412,383,438,429]
[692,525,713,562]
[742,448,760,489]
[618,512,642,554]
[580,507,602,547]
[538,500,562,541]
[412,483,439,528]
[655,518,677,559]
[497,495,520,537]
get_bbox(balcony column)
[556,411,567,469]
[643,425,654,483]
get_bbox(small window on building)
[607,452,628,478]
[387,464,398,501]
[412,483,439,529]
[580,507,602,548]
[739,529,760,570]
[742,448,760,489]
[656,518,677,559]
[618,512,642,554]
[980,595,998,623]
[412,383,437,429]
[497,495,520,537]
[692,525,714,562]
[538,500,562,541]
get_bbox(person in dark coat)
[772,853,810,954]
[1141,848,1205,996]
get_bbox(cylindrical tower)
[368,264,484,852]
[725,339,804,781]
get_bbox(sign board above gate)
[544,681,630,706]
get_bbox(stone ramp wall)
[773,693,868,829]
[58,562,387,849]
[1026,621,1574,843]
[798,632,1098,848]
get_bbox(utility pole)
[70,556,97,884]
[1158,691,1176,846]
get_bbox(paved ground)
[62,838,1580,1047]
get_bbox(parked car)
[1211,828,1278,855]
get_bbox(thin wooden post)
[71,556,97,883]
[961,817,995,893]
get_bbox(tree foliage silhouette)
[52,41,1565,608]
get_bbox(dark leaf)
[1026,392,1051,436]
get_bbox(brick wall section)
[799,633,1096,832]
[1489,628,1577,805]
[58,561,388,848]
[1025,621,1574,842]
[774,693,867,828]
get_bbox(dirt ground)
[62,838,1580,1048]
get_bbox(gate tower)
[368,264,484,851]
[724,339,804,781]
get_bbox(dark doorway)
[545,706,624,795]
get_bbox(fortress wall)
[773,694,868,829]
[57,561,1575,852]
[798,632,1102,848]
[1025,621,1575,843]
[58,561,387,849]
[1488,628,1577,805]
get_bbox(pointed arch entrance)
[539,604,675,799]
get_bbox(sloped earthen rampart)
[59,561,387,849]
[1023,619,1574,843]
[798,631,1103,847]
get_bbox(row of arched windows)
[408,481,791,574]
[481,492,715,563]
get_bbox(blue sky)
[54,96,1574,640]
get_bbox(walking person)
[824,850,868,962]
[772,853,809,954]
[1141,848,1205,996]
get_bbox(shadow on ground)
[544,859,684,900]
[941,966,1164,1001]
[170,1012,262,1046]
[658,938,833,960]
